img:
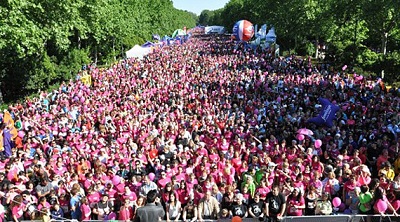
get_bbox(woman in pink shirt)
[287,188,305,216]
[80,196,91,221]
[219,138,230,154]
[357,165,371,186]
[87,187,101,207]
[118,199,134,221]
[122,186,137,205]
[37,196,51,211]
[208,148,220,163]
[10,195,25,222]
[186,173,198,190]
[255,179,270,200]
[176,181,190,206]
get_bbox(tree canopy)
[200,0,400,83]
[0,0,197,102]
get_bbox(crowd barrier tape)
[14,215,400,222]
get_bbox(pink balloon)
[18,131,25,138]
[149,173,155,181]
[314,139,322,148]
[342,65,347,71]
[332,197,342,208]
[376,199,387,213]
[112,176,121,186]
[296,134,305,141]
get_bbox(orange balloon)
[232,216,242,222]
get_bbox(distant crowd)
[0,34,399,222]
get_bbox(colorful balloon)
[149,173,155,181]
[17,131,25,138]
[232,216,243,222]
[332,197,342,208]
[232,20,254,42]
[314,139,322,148]
[296,134,305,141]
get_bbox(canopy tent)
[126,45,151,59]
[142,41,155,48]
[171,29,186,38]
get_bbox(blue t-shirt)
[51,208,64,220]
[70,196,82,219]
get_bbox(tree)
[0,0,198,102]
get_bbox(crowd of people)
[0,34,399,222]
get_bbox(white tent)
[126,45,151,59]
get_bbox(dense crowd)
[0,34,399,222]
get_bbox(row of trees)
[0,0,196,102]
[199,0,400,83]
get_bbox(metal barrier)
[282,215,351,222]
[15,215,400,222]
[351,215,400,222]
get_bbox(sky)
[172,0,230,15]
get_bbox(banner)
[3,111,17,139]
[256,24,267,39]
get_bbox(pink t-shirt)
[80,203,91,221]
[12,205,24,219]
[157,178,171,188]
[287,196,305,216]
[122,192,137,202]
[88,192,101,205]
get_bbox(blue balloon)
[308,98,340,128]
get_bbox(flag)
[3,111,17,139]
[152,34,160,41]
[256,24,267,39]
[3,129,13,157]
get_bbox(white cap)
[268,162,277,167]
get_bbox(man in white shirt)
[139,175,158,197]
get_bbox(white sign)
[205,26,225,34]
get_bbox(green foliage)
[0,0,197,103]
[205,0,400,82]
[384,50,400,83]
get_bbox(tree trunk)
[95,46,98,65]
[381,32,388,56]
[112,37,116,61]
[315,37,319,59]
[381,32,388,79]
